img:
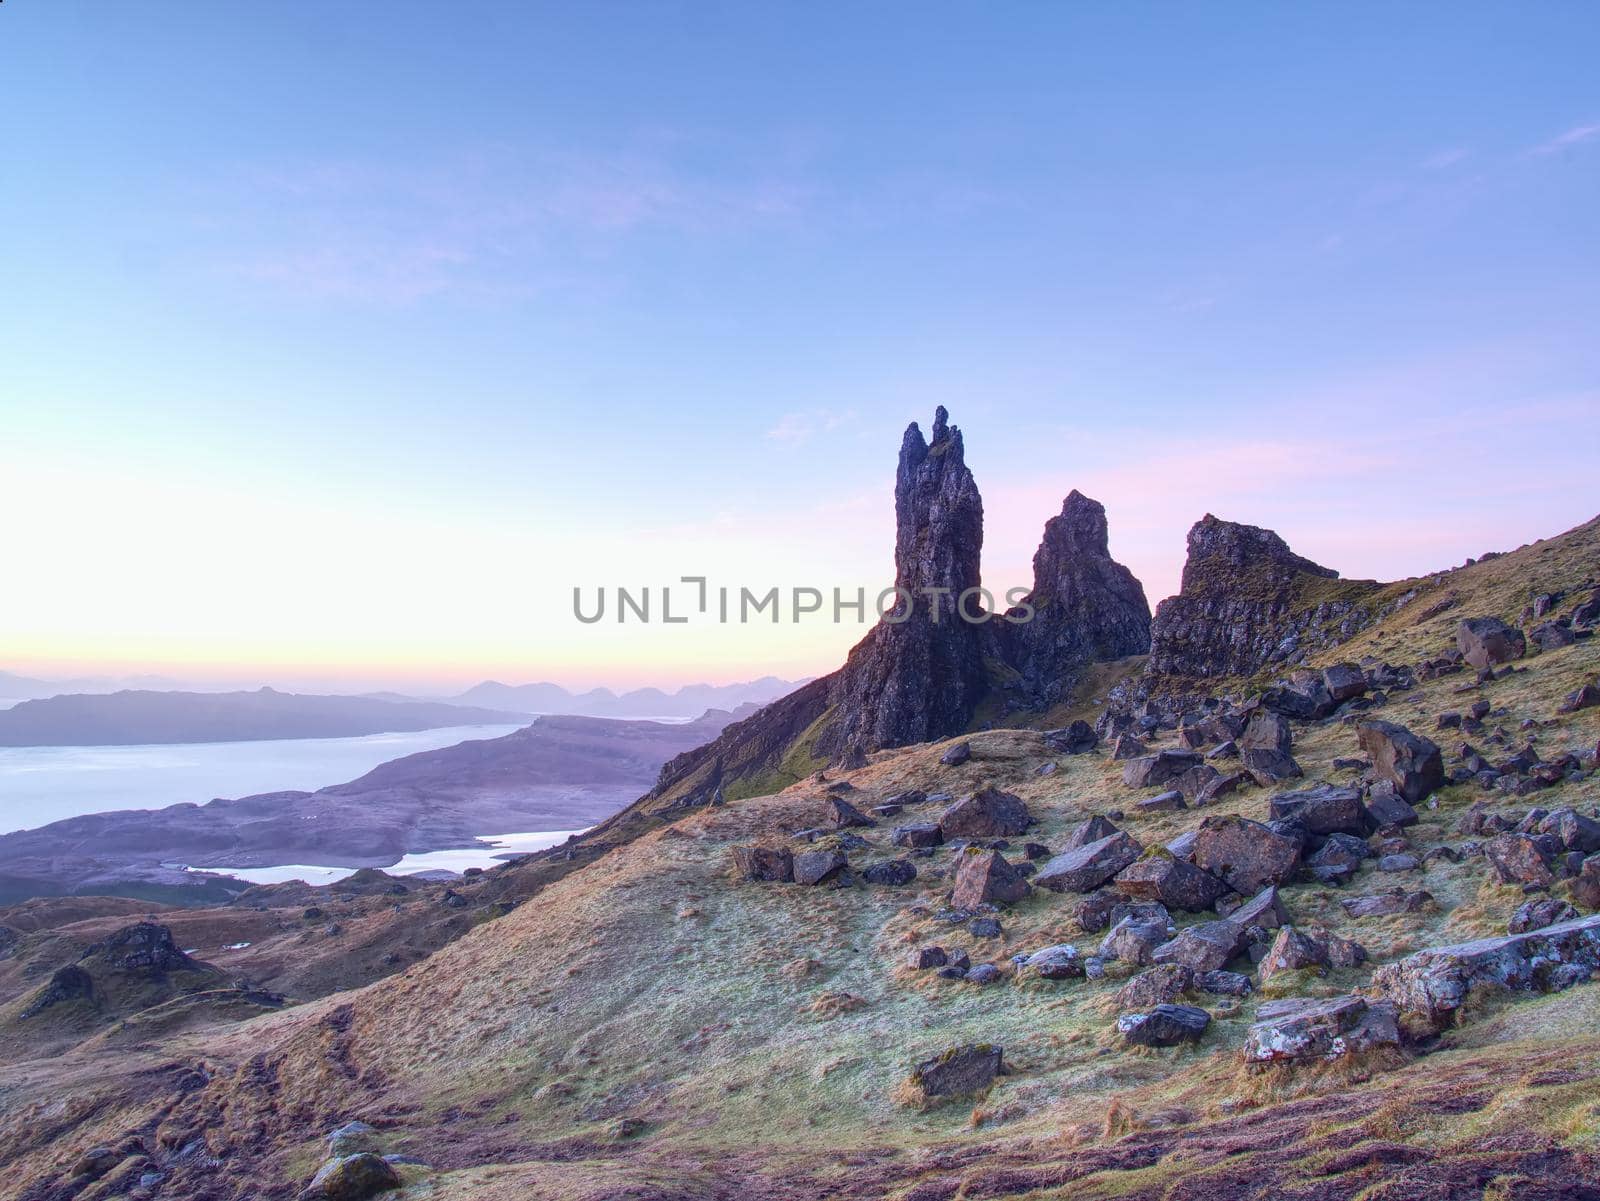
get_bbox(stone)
[1240,709,1294,754]
[1205,741,1240,761]
[1122,749,1204,789]
[1358,721,1445,803]
[1530,622,1576,652]
[940,741,973,766]
[1228,886,1289,930]
[1115,854,1230,912]
[1509,897,1579,934]
[1261,677,1337,720]
[1308,832,1371,885]
[825,796,876,829]
[1323,932,1368,968]
[1021,944,1085,979]
[939,788,1033,838]
[1063,815,1120,850]
[892,822,944,849]
[1541,808,1600,854]
[1099,917,1171,966]
[1341,890,1434,918]
[1137,789,1187,813]
[1192,815,1302,895]
[1111,734,1149,760]
[1559,682,1600,713]
[1118,1003,1211,1047]
[1242,747,1303,785]
[1198,969,1253,997]
[793,850,849,886]
[1034,832,1143,893]
[1377,854,1420,872]
[1115,964,1193,1010]
[1457,617,1527,670]
[909,1044,1003,1099]
[1363,780,1419,829]
[909,946,948,970]
[1072,890,1121,933]
[1242,995,1401,1064]
[968,917,1002,938]
[1152,920,1247,972]
[1173,764,1221,801]
[965,963,1001,984]
[1165,829,1199,861]
[1258,926,1328,982]
[1323,663,1369,703]
[951,849,1031,909]
[863,858,918,887]
[1483,833,1555,888]
[732,846,794,883]
[1371,914,1600,1034]
[326,1123,380,1159]
[305,1153,402,1201]
[1196,771,1249,805]
[1043,721,1099,754]
[1269,784,1367,837]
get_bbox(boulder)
[1191,815,1301,895]
[1457,617,1526,670]
[1509,897,1579,934]
[1227,885,1289,930]
[1099,916,1171,966]
[940,741,973,766]
[863,858,918,887]
[1363,781,1419,829]
[1115,964,1194,1010]
[1043,721,1098,754]
[1242,747,1303,785]
[1115,854,1230,912]
[1341,889,1434,918]
[909,946,948,970]
[304,1154,401,1201]
[1269,784,1366,837]
[892,822,944,850]
[1258,926,1328,982]
[1196,771,1249,805]
[732,846,794,883]
[1173,764,1221,802]
[951,849,1031,909]
[825,796,876,829]
[1242,995,1401,1064]
[1559,682,1600,713]
[1063,815,1121,850]
[1308,832,1371,885]
[1034,832,1143,893]
[1323,663,1369,703]
[1152,920,1247,972]
[1357,721,1444,803]
[1111,734,1149,760]
[908,1044,1002,1099]
[1240,709,1294,754]
[1483,833,1555,888]
[1122,750,1203,789]
[1371,914,1600,1034]
[1529,621,1575,652]
[792,850,848,886]
[326,1123,380,1159]
[1020,944,1085,980]
[1118,1003,1210,1047]
[1539,808,1600,855]
[1260,680,1335,721]
[1198,969,1254,997]
[939,788,1033,838]
[1137,790,1187,813]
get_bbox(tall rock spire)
[823,407,990,757]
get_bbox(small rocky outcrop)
[1147,516,1378,680]
[19,964,94,1019]
[1370,914,1600,1034]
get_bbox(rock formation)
[1147,515,1379,681]
[1001,490,1152,706]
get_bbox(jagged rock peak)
[893,406,983,607]
[1181,515,1338,593]
[1002,490,1151,706]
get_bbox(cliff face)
[1001,490,1152,706]
[1146,515,1379,680]
[822,407,991,758]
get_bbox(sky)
[1,3,1597,693]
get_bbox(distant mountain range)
[0,670,193,702]
[450,676,804,718]
[0,688,528,748]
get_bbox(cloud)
[764,409,858,444]
[1531,122,1600,156]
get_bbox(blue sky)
[1,3,1597,690]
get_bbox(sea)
[0,722,526,834]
